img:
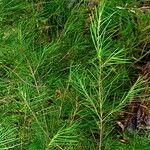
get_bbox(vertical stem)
[91,0,105,148]
[98,50,103,150]
[95,1,105,149]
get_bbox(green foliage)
[0,0,150,149]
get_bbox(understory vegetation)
[0,0,150,149]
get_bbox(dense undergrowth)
[0,0,150,149]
